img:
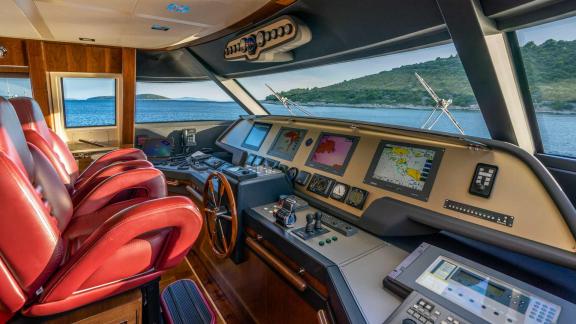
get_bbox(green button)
[332,236,338,241]
[326,238,331,244]
[319,241,325,246]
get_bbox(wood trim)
[0,37,28,66]
[121,48,136,144]
[43,42,122,73]
[245,236,307,292]
[0,66,29,74]
[245,227,329,298]
[26,39,53,128]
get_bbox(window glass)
[62,78,116,128]
[516,16,576,157]
[135,81,246,123]
[239,44,489,138]
[0,76,32,98]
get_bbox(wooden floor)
[160,251,253,324]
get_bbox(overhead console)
[217,116,576,261]
[223,15,312,62]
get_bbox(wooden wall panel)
[122,48,136,144]
[0,37,27,67]
[43,42,122,73]
[26,40,52,128]
[0,37,136,139]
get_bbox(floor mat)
[161,279,215,324]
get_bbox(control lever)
[305,214,315,233]
[314,211,323,230]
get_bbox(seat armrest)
[40,197,203,302]
[71,160,154,206]
[75,148,147,188]
[73,168,167,217]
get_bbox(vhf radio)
[181,128,197,154]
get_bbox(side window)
[61,78,117,128]
[516,16,576,158]
[0,75,32,98]
[135,81,246,123]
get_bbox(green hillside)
[266,40,576,111]
[136,94,169,100]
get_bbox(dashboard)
[218,116,576,254]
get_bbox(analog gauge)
[307,174,335,197]
[265,31,271,41]
[245,35,257,54]
[239,38,247,53]
[277,27,285,37]
[286,167,299,182]
[283,24,293,35]
[256,31,266,47]
[270,29,278,39]
[345,187,368,209]
[330,182,350,202]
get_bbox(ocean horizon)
[62,99,575,158]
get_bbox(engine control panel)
[251,200,385,265]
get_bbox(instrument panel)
[218,116,576,253]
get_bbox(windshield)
[239,43,490,138]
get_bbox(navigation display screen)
[305,133,359,176]
[364,141,443,201]
[142,139,172,158]
[267,127,307,161]
[241,123,271,151]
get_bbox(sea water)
[63,99,575,157]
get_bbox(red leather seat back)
[10,97,78,186]
[0,97,71,316]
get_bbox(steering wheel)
[202,172,238,258]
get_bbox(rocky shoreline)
[262,101,576,115]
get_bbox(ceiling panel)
[42,0,139,14]
[0,0,270,49]
[134,0,268,27]
[0,0,41,39]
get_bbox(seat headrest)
[0,97,34,177]
[9,97,52,141]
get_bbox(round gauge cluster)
[225,23,294,57]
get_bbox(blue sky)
[2,16,575,101]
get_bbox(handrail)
[245,236,307,292]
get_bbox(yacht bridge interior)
[1,0,576,323]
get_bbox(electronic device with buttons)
[274,196,298,228]
[222,166,258,181]
[384,243,576,324]
[469,163,498,198]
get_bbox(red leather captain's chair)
[9,97,148,194]
[0,97,203,322]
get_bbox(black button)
[402,319,417,324]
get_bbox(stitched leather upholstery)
[9,97,147,195]
[0,97,203,320]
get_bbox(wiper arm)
[266,84,313,116]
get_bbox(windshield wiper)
[266,84,313,116]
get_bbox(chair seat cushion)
[77,229,168,291]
